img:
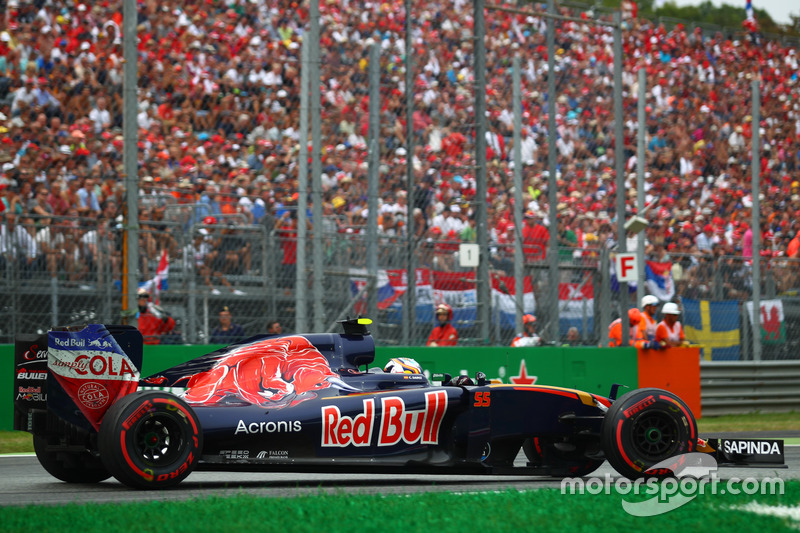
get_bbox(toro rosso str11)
[14,319,785,489]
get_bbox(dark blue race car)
[13,319,785,489]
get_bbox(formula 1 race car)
[13,319,786,489]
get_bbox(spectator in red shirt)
[137,288,176,345]
[276,210,299,289]
[426,304,458,346]
[787,234,800,259]
[521,210,548,261]
[46,182,69,216]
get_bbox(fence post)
[186,240,198,344]
[751,78,762,362]
[741,303,751,360]
[599,246,612,345]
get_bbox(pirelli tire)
[33,434,111,483]
[602,388,698,480]
[98,391,202,489]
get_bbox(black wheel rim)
[133,413,186,465]
[631,411,679,458]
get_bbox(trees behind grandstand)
[600,0,799,36]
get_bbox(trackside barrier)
[3,344,648,431]
[700,360,800,416]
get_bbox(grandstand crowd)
[1,0,800,297]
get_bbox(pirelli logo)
[622,396,655,419]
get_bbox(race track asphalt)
[1,443,797,507]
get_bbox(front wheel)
[33,434,111,484]
[602,388,697,479]
[99,391,203,489]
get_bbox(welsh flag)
[746,299,785,344]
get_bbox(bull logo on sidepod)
[183,336,353,408]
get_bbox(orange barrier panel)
[637,347,702,419]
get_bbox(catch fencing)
[2,214,800,359]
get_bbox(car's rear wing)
[14,324,143,435]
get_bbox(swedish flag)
[682,298,741,360]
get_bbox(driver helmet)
[523,314,536,325]
[384,357,423,374]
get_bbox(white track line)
[733,502,800,522]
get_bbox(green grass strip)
[1,481,798,533]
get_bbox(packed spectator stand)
[1,0,800,343]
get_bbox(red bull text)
[321,390,448,447]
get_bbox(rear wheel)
[99,391,202,489]
[602,388,697,479]
[523,436,604,477]
[33,434,111,484]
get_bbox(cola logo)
[52,354,136,377]
[78,382,110,409]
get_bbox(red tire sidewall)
[101,392,202,489]
[603,389,697,479]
